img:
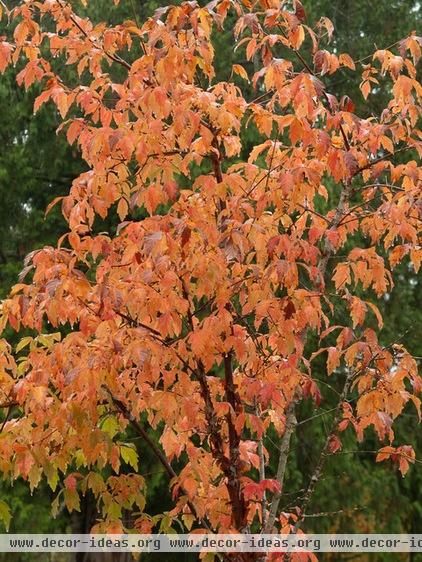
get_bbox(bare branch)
[264,398,297,533]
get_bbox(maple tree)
[0,0,421,559]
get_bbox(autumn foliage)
[0,0,421,555]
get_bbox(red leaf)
[328,435,342,454]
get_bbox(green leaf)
[159,514,173,532]
[64,489,80,513]
[134,492,145,511]
[0,500,11,531]
[106,501,122,520]
[87,472,106,496]
[44,462,59,492]
[51,491,63,518]
[182,513,195,531]
[74,449,87,468]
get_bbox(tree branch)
[264,176,354,533]
[56,0,132,71]
[293,368,355,526]
[180,280,247,530]
[104,387,211,531]
[224,350,248,530]
[264,398,297,533]
[352,145,413,178]
[257,430,267,528]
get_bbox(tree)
[0,0,421,559]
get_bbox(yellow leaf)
[16,336,32,353]
[121,444,139,471]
